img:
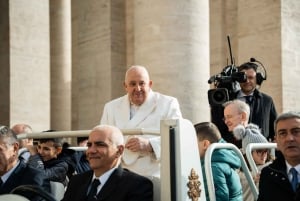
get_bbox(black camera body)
[207,64,246,146]
[207,64,246,106]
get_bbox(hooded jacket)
[201,139,243,201]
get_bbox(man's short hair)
[238,62,258,72]
[194,122,221,143]
[0,125,18,145]
[92,125,124,146]
[274,111,300,133]
[39,138,63,148]
[38,130,63,148]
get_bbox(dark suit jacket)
[0,160,51,200]
[258,152,300,201]
[62,167,153,201]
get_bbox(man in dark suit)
[62,125,153,201]
[258,111,300,200]
[0,125,50,200]
[235,61,277,141]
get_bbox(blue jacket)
[28,154,69,186]
[201,139,243,201]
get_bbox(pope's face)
[124,68,152,106]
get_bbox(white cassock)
[100,90,182,177]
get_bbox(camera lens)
[213,91,226,103]
[208,88,229,105]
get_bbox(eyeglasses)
[254,149,268,155]
[223,113,242,122]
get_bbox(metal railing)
[204,143,258,201]
[16,128,161,139]
[245,143,277,176]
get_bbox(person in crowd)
[223,99,252,148]
[233,123,273,201]
[100,65,182,177]
[11,123,33,163]
[223,99,250,135]
[77,137,88,147]
[235,61,277,141]
[195,122,243,201]
[0,125,50,200]
[27,132,69,187]
[61,137,91,176]
[62,125,153,201]
[258,111,300,201]
[73,137,91,174]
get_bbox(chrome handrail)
[17,128,160,139]
[204,143,258,201]
[245,143,277,176]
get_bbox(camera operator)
[234,61,277,141]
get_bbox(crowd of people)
[0,64,299,201]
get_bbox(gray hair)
[274,111,300,133]
[223,99,250,121]
[125,65,150,82]
[0,125,18,146]
[92,125,124,146]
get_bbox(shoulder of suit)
[121,168,151,181]
[71,170,93,180]
[254,89,273,100]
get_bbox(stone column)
[281,1,300,112]
[8,0,50,131]
[71,0,127,129]
[127,0,210,123]
[50,0,72,130]
[237,0,281,112]
[0,0,10,125]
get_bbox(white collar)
[286,161,300,174]
[92,167,117,189]
[237,90,254,98]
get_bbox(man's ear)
[123,82,129,93]
[13,142,20,154]
[241,111,247,122]
[202,140,211,150]
[56,147,63,155]
[116,145,124,157]
[149,80,153,88]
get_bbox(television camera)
[207,65,247,106]
[207,36,247,146]
[207,36,247,106]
